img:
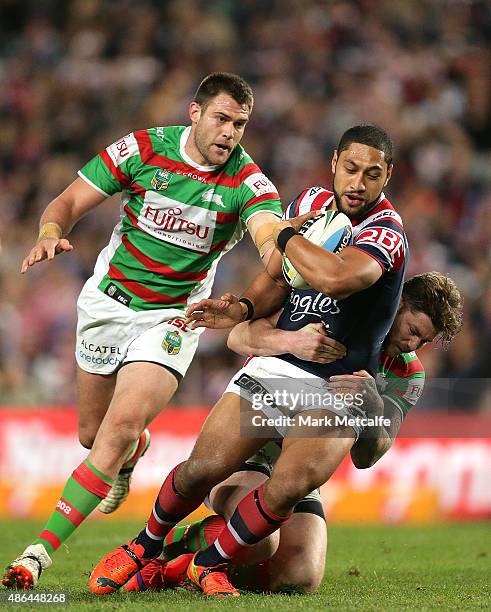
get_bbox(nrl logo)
[151,168,172,191]
[162,330,182,355]
[201,188,225,208]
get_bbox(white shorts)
[75,278,203,379]
[224,356,366,439]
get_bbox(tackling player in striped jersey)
[4,73,283,590]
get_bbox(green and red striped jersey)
[78,126,282,311]
[376,351,425,418]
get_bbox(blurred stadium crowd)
[0,0,490,409]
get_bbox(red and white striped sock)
[134,462,203,557]
[194,485,290,567]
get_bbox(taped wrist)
[238,298,254,321]
[38,222,62,242]
[276,227,296,253]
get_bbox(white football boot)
[98,428,151,514]
[2,543,52,589]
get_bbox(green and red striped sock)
[162,515,226,559]
[33,460,113,555]
[121,429,150,470]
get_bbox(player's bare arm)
[227,312,347,363]
[186,210,320,329]
[20,178,107,273]
[273,219,383,299]
[185,249,290,329]
[246,211,281,264]
[350,399,403,468]
[326,370,403,467]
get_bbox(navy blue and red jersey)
[276,187,408,377]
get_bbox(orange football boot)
[89,540,154,594]
[124,558,166,592]
[186,553,239,598]
[124,553,194,592]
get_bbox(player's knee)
[177,457,228,497]
[273,557,322,593]
[78,426,96,449]
[285,460,327,496]
[105,414,145,448]
[266,468,321,511]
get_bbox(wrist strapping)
[238,298,254,321]
[38,222,62,242]
[276,227,296,253]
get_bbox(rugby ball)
[282,210,352,290]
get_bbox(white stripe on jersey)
[77,171,111,198]
[245,173,278,198]
[354,238,392,267]
[106,132,139,168]
[297,187,330,215]
[352,198,403,236]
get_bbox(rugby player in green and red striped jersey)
[4,73,284,590]
[121,272,463,595]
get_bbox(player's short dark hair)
[337,124,393,166]
[194,72,254,112]
[402,272,463,345]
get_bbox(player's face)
[383,302,437,357]
[332,144,393,219]
[188,93,251,166]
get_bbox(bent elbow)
[317,276,351,300]
[352,454,376,469]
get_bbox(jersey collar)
[351,192,386,227]
[180,126,220,172]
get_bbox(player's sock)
[121,429,150,469]
[163,515,226,558]
[230,560,272,593]
[33,460,113,555]
[133,463,204,557]
[194,486,290,567]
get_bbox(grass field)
[1,520,489,611]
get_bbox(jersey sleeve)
[380,353,425,419]
[352,215,406,273]
[283,186,333,220]
[78,132,141,197]
[238,167,282,223]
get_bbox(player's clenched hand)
[291,323,347,363]
[185,294,246,330]
[272,210,323,243]
[20,238,74,274]
[326,370,383,413]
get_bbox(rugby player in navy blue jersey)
[90,124,415,597]
[121,271,462,595]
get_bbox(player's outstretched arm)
[227,313,347,364]
[186,249,291,329]
[20,178,107,273]
[246,211,281,265]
